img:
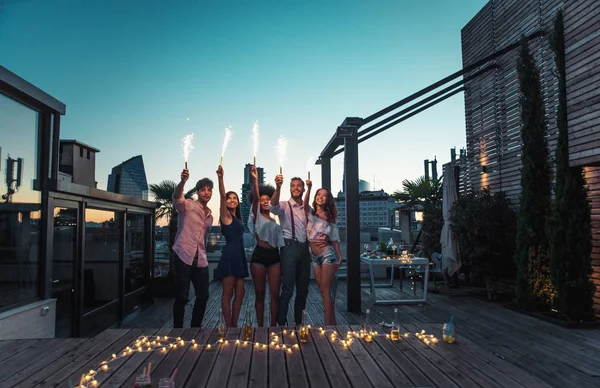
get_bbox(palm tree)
[149,180,196,278]
[392,176,442,208]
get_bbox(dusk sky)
[1,0,487,222]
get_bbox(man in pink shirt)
[172,168,214,328]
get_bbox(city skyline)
[1,0,488,221]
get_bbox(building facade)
[0,66,156,339]
[107,155,149,200]
[240,163,264,229]
[462,0,600,312]
[59,140,100,188]
[336,189,396,229]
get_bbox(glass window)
[82,208,120,334]
[0,93,41,310]
[124,213,150,315]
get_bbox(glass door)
[52,201,79,337]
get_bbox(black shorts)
[251,245,281,268]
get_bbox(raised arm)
[172,168,189,212]
[270,174,283,207]
[217,165,232,225]
[250,165,260,217]
[303,179,312,213]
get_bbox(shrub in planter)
[450,188,517,287]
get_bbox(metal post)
[344,134,361,313]
[321,157,331,189]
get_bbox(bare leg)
[320,264,338,325]
[221,276,236,327]
[313,265,322,291]
[267,263,281,327]
[251,264,267,327]
[231,277,245,327]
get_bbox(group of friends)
[171,164,343,329]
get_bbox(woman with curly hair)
[248,166,284,327]
[215,165,248,327]
[303,181,342,325]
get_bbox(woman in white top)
[248,166,285,327]
[303,180,343,325]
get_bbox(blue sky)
[1,0,487,219]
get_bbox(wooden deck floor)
[0,280,598,387]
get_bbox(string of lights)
[72,325,440,388]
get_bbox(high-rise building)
[240,163,264,228]
[336,189,396,229]
[107,155,149,200]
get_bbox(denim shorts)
[310,246,338,267]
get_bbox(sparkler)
[306,156,314,180]
[252,121,259,166]
[182,133,194,169]
[275,136,288,174]
[220,126,232,166]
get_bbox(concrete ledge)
[0,299,56,339]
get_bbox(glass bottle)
[364,309,373,343]
[299,310,309,343]
[217,308,226,341]
[390,308,400,341]
[244,309,253,341]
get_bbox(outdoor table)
[360,254,429,304]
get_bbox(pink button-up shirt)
[172,196,213,267]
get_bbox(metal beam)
[0,65,66,114]
[360,30,543,126]
[333,86,465,156]
[344,133,361,313]
[320,157,332,189]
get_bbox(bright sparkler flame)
[182,133,194,163]
[252,121,260,157]
[221,126,233,157]
[306,156,314,178]
[275,136,288,172]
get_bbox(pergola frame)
[318,30,544,313]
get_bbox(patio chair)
[415,252,447,292]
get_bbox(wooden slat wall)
[462,0,563,202]
[462,0,600,313]
[584,166,600,311]
[565,0,600,166]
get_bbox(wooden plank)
[148,328,197,386]
[422,323,552,388]
[173,328,214,387]
[205,327,242,388]
[42,329,144,387]
[0,339,40,363]
[184,328,221,387]
[309,326,355,387]
[267,327,289,388]
[369,325,436,387]
[248,327,269,388]
[227,326,254,388]
[0,339,64,378]
[0,338,86,387]
[293,327,330,388]
[281,326,309,388]
[346,324,414,387]
[19,329,127,387]
[104,327,174,387]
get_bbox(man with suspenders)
[270,174,327,326]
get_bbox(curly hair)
[247,184,276,204]
[312,188,337,224]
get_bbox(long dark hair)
[312,188,337,224]
[225,191,242,220]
